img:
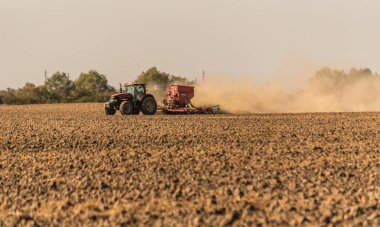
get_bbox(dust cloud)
[192,67,380,113]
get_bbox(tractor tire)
[120,100,134,115]
[105,107,116,115]
[141,97,157,115]
[132,108,141,115]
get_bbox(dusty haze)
[193,68,380,113]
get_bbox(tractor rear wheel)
[120,100,134,115]
[141,97,157,115]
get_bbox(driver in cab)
[135,85,145,99]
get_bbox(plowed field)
[1,104,379,226]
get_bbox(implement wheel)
[141,97,157,115]
[120,100,134,115]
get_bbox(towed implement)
[162,85,220,114]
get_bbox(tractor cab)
[123,83,146,100]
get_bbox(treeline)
[0,70,115,104]
[134,66,196,101]
[135,66,196,91]
[0,67,195,105]
[313,67,376,82]
[310,67,380,94]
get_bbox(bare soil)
[0,103,379,226]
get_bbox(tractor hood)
[111,93,125,97]
[110,93,133,100]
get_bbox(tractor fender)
[140,94,155,101]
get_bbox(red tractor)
[104,83,157,115]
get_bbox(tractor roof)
[124,82,146,86]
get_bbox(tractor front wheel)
[141,97,157,115]
[120,100,134,115]
[105,107,116,115]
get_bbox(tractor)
[104,83,157,115]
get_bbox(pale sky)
[1,0,380,89]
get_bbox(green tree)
[0,88,17,104]
[135,67,196,91]
[72,70,114,102]
[0,90,5,104]
[35,85,50,103]
[15,82,39,104]
[45,72,73,102]
[169,75,196,85]
[0,93,2,104]
[135,67,170,91]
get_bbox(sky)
[1,0,380,89]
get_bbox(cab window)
[126,86,135,94]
